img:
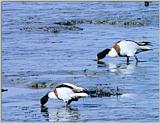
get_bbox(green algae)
[26,81,57,89]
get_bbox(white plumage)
[108,48,118,57]
[117,40,151,56]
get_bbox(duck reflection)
[41,106,49,121]
[41,105,80,122]
[97,61,137,75]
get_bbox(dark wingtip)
[40,93,49,106]
[139,41,151,46]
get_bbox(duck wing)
[62,83,85,92]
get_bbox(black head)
[40,93,49,106]
[97,49,110,61]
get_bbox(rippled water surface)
[2,2,159,122]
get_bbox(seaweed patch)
[26,81,57,89]
[86,84,122,97]
[54,18,146,27]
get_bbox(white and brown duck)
[40,83,88,107]
[96,40,152,63]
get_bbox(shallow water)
[2,2,159,122]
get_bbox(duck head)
[40,92,57,106]
[96,49,111,61]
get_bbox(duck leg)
[65,101,69,107]
[65,100,72,107]
[134,55,139,63]
[127,56,130,64]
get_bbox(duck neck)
[108,48,118,57]
[48,92,58,99]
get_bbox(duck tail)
[139,46,152,51]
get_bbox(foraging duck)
[96,40,152,63]
[40,83,88,106]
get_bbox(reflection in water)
[41,106,49,121]
[41,106,80,122]
[97,61,137,75]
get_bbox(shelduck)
[40,83,88,107]
[96,40,152,63]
